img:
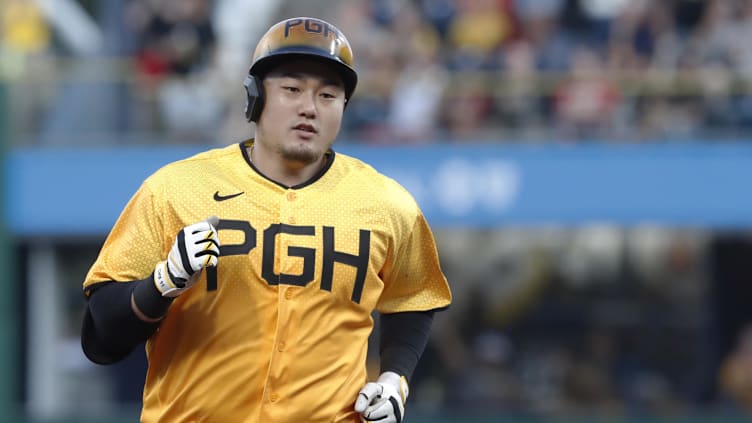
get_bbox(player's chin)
[281,144,321,164]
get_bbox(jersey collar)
[238,140,336,189]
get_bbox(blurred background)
[3,0,752,422]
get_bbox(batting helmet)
[244,17,358,122]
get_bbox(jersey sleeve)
[83,180,168,295]
[376,210,452,314]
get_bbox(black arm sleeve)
[81,276,172,365]
[379,310,435,382]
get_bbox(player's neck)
[247,142,327,188]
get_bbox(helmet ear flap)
[244,74,264,122]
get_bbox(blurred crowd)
[125,0,220,138]
[5,0,752,144]
[335,0,752,143]
[413,227,714,417]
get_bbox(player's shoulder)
[162,142,240,171]
[146,143,241,185]
[334,152,418,208]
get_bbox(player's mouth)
[292,123,318,138]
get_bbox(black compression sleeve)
[379,310,435,381]
[81,276,172,364]
[132,274,173,318]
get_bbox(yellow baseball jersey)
[83,140,451,423]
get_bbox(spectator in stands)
[127,0,222,141]
[385,2,449,143]
[1,0,50,63]
[552,46,621,140]
[1,0,53,139]
[446,0,517,70]
[491,40,546,139]
[333,0,400,142]
[514,0,572,72]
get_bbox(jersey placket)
[263,188,300,408]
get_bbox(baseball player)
[81,16,451,423]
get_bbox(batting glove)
[154,216,220,297]
[355,371,409,423]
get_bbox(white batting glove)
[154,216,220,297]
[355,371,409,423]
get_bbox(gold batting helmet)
[244,17,358,122]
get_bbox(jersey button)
[286,192,297,201]
[284,288,294,300]
[278,341,286,351]
[269,393,279,403]
[289,216,296,224]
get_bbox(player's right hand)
[154,216,220,297]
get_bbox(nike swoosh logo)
[213,191,244,201]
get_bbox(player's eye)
[282,86,300,93]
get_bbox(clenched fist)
[154,216,220,297]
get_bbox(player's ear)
[244,75,264,123]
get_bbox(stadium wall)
[5,142,752,237]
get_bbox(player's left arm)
[354,310,436,423]
[356,200,450,422]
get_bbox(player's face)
[257,59,346,165]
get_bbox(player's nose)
[297,90,317,118]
